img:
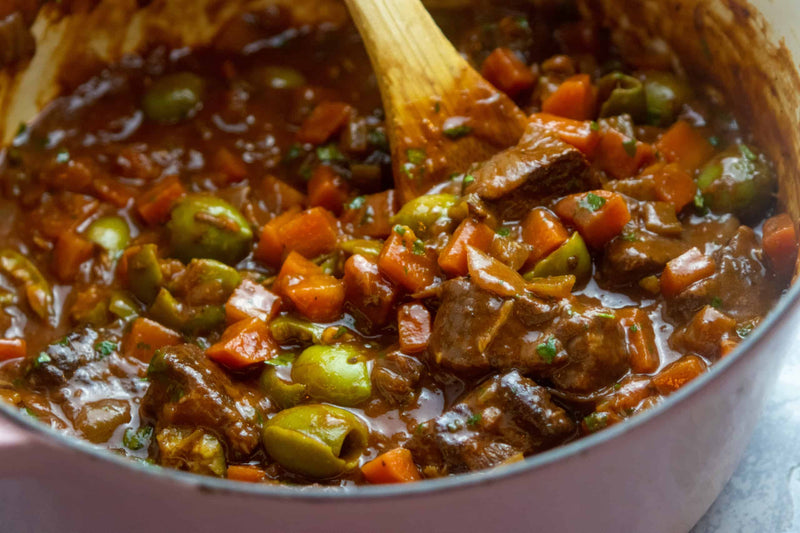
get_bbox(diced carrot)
[554,190,631,249]
[136,175,186,226]
[438,219,495,277]
[255,208,301,267]
[308,165,348,215]
[522,207,570,267]
[480,47,536,98]
[762,213,798,275]
[397,302,431,353]
[225,279,281,324]
[278,207,339,260]
[361,448,422,484]
[206,317,279,369]
[227,465,267,483]
[651,162,697,212]
[284,274,345,322]
[719,338,739,358]
[529,113,601,156]
[340,190,397,239]
[117,147,159,181]
[652,355,707,395]
[297,101,353,145]
[596,376,654,415]
[213,147,248,183]
[53,230,94,282]
[656,120,715,173]
[377,226,437,293]
[594,128,655,180]
[261,175,306,215]
[48,158,93,193]
[661,247,716,298]
[92,175,136,207]
[272,251,323,297]
[123,317,182,363]
[343,254,398,327]
[542,73,597,121]
[619,309,660,373]
[0,338,26,361]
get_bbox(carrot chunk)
[661,247,716,298]
[227,465,267,483]
[481,47,536,98]
[53,230,94,282]
[522,207,570,267]
[0,338,26,361]
[397,302,431,353]
[284,274,345,322]
[261,175,306,215]
[652,355,707,395]
[554,190,631,249]
[206,317,279,369]
[136,175,186,225]
[762,213,798,275]
[343,254,398,327]
[255,208,300,267]
[542,73,598,121]
[123,317,182,363]
[272,251,323,297]
[529,113,601,156]
[361,448,422,484]
[438,219,495,277]
[651,162,697,212]
[225,279,281,324]
[377,226,437,293]
[308,165,348,215]
[340,190,397,239]
[675,305,737,358]
[278,207,339,260]
[213,147,248,183]
[656,120,715,173]
[297,101,353,145]
[594,128,655,180]
[619,309,660,374]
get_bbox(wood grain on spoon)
[344,0,529,204]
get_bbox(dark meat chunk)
[372,351,424,406]
[467,121,594,219]
[24,328,102,388]
[0,12,35,67]
[670,305,737,359]
[415,370,575,473]
[666,226,782,322]
[142,344,261,459]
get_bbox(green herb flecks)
[578,192,606,212]
[316,144,346,162]
[622,139,637,157]
[406,148,427,165]
[265,353,296,367]
[536,337,558,364]
[443,124,473,140]
[95,340,118,358]
[466,412,482,427]
[348,196,366,210]
[583,412,609,433]
[123,426,154,451]
[412,240,426,256]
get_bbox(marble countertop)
[693,343,800,532]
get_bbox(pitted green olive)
[260,366,307,409]
[85,216,130,255]
[168,195,253,265]
[269,316,325,345]
[524,232,592,283]
[246,65,306,90]
[642,71,693,127]
[597,72,647,122]
[262,404,368,478]
[292,344,371,407]
[124,244,163,304]
[696,144,775,220]
[391,193,456,236]
[142,72,205,124]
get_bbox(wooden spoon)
[344,0,529,204]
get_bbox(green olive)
[125,244,163,305]
[696,144,775,220]
[391,193,457,237]
[168,195,253,265]
[292,344,371,407]
[260,366,307,409]
[262,404,368,478]
[109,290,139,320]
[85,216,130,255]
[149,287,224,335]
[246,65,306,90]
[142,72,205,124]
[269,316,326,345]
[157,426,226,477]
[338,239,383,257]
[524,232,592,283]
[173,258,241,305]
[0,248,52,321]
[642,71,693,127]
[597,72,647,122]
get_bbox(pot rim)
[1,262,798,501]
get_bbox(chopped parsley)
[496,227,511,237]
[589,121,600,132]
[333,325,349,339]
[629,324,640,333]
[316,144,345,162]
[348,196,366,210]
[412,239,426,255]
[466,412,482,427]
[123,426,154,451]
[708,135,720,148]
[406,148,427,165]
[710,296,723,309]
[622,139,637,157]
[443,124,473,139]
[596,312,615,319]
[736,324,754,338]
[739,144,757,162]
[613,383,622,391]
[463,174,475,185]
[95,340,118,357]
[14,122,27,139]
[578,192,606,212]
[367,129,389,151]
[536,337,558,364]
[434,102,441,114]
[283,143,303,162]
[621,231,638,242]
[265,353,296,367]
[393,225,407,236]
[55,148,70,164]
[583,412,609,433]
[33,352,51,368]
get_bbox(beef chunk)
[417,370,575,472]
[467,121,594,219]
[666,226,782,322]
[24,328,103,388]
[142,344,261,459]
[0,12,35,67]
[372,351,424,406]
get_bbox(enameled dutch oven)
[1,1,799,531]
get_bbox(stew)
[0,1,795,486]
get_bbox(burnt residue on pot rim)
[1,0,800,500]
